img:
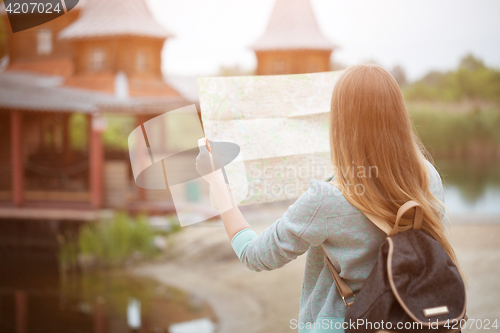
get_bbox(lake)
[0,222,217,333]
[435,159,500,216]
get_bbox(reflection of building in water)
[0,0,199,215]
[251,0,335,75]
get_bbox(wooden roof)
[0,71,99,112]
[0,71,189,114]
[64,73,184,98]
[59,0,172,40]
[251,0,334,51]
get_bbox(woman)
[196,64,461,332]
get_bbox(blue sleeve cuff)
[231,228,258,259]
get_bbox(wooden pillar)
[89,114,104,208]
[93,297,106,333]
[11,110,24,207]
[15,291,27,333]
[136,114,146,202]
[63,113,71,163]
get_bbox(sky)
[147,0,500,82]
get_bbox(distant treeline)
[68,54,500,160]
[400,54,500,159]
[403,54,500,103]
[409,105,500,159]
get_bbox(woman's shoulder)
[301,160,444,213]
[304,178,341,199]
[424,159,445,200]
[302,179,361,216]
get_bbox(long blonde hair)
[329,64,460,270]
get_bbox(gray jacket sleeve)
[237,181,328,272]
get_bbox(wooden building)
[0,0,337,219]
[251,0,335,75]
[58,0,180,97]
[0,0,193,217]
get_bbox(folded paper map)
[198,71,342,205]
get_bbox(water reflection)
[444,186,500,214]
[0,245,216,333]
[435,159,500,215]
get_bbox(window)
[136,51,149,72]
[89,49,106,71]
[37,29,52,55]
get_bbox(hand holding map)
[196,138,238,211]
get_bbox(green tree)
[403,54,500,103]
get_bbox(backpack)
[322,200,467,333]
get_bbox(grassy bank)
[434,158,500,203]
[408,103,500,159]
[59,213,181,271]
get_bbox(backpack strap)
[321,247,356,308]
[324,180,424,307]
[392,200,423,235]
[364,201,423,235]
[328,180,423,235]
[362,211,393,235]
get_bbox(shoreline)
[133,208,500,333]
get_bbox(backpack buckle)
[342,293,356,308]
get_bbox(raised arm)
[196,139,327,271]
[196,138,251,240]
